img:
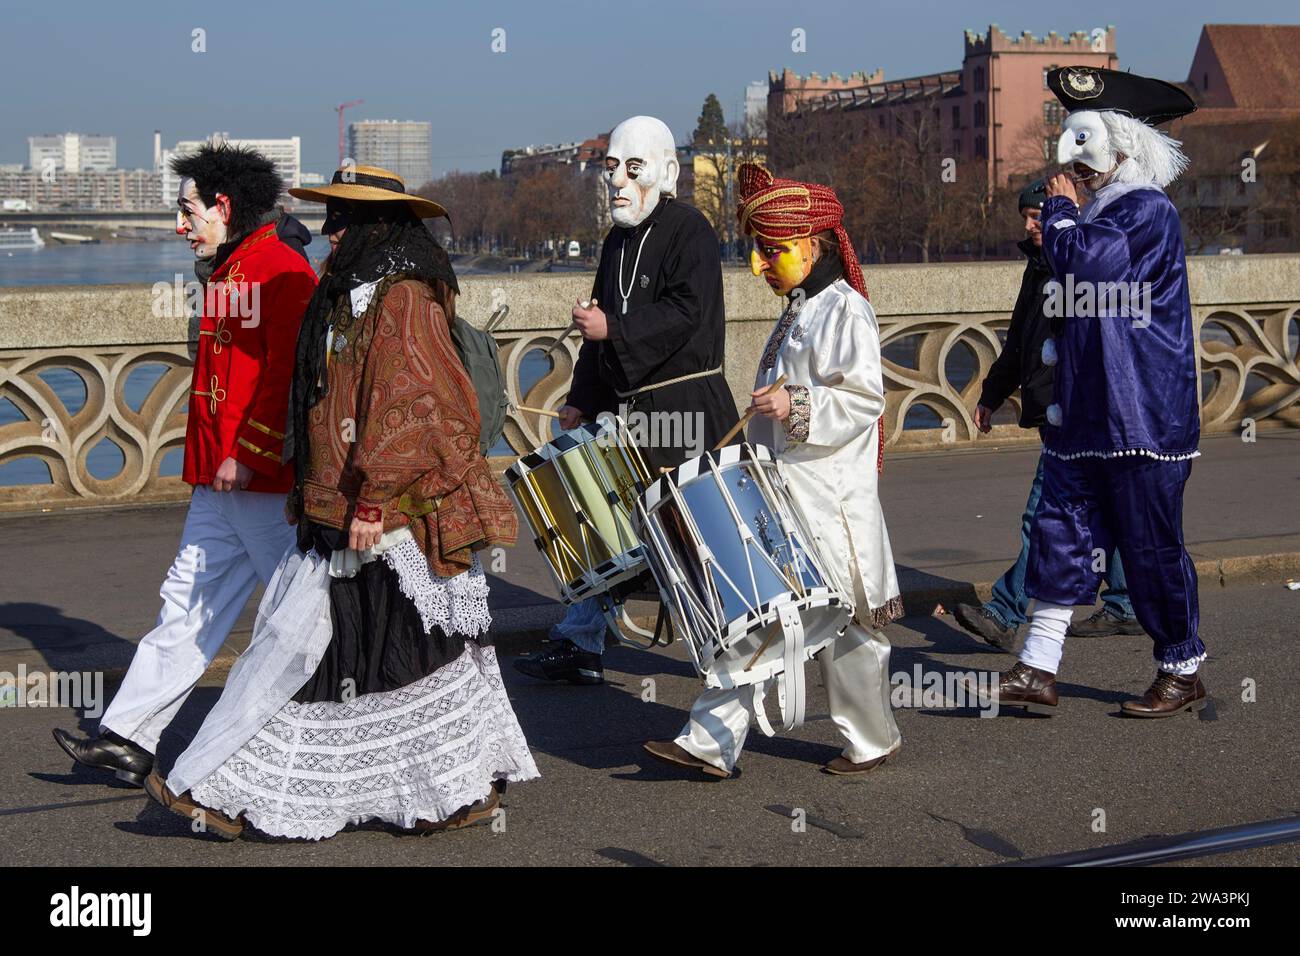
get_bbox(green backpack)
[449,308,509,456]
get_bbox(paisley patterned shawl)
[300,275,517,575]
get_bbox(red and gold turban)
[735,163,867,301]
[737,163,885,472]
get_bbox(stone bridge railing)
[2,255,1298,511]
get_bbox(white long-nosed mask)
[604,116,680,228]
[1057,109,1189,191]
[1057,110,1117,191]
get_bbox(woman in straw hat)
[148,165,537,840]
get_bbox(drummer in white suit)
[644,163,903,777]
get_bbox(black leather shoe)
[52,728,154,787]
[513,641,604,685]
[1067,607,1145,638]
[952,603,1021,653]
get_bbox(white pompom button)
[1046,403,1063,426]
[1041,338,1058,367]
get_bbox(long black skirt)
[292,524,489,704]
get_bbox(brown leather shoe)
[643,739,730,779]
[822,753,889,775]
[971,661,1058,714]
[143,770,243,840]
[1120,670,1207,718]
[413,785,501,834]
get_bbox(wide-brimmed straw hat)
[289,164,447,219]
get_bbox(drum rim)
[641,441,773,511]
[560,552,649,602]
[696,592,852,688]
[506,421,608,479]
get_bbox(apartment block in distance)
[348,120,433,191]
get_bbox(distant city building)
[161,133,302,204]
[500,137,607,177]
[500,134,610,230]
[347,120,432,189]
[767,24,1119,186]
[744,81,767,130]
[298,171,327,187]
[0,167,162,212]
[28,133,117,174]
[678,136,767,249]
[1170,24,1300,254]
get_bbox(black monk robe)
[566,196,740,472]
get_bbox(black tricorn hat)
[1047,66,1196,125]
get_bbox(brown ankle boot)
[994,661,1059,714]
[1120,670,1207,718]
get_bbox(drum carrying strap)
[748,603,807,737]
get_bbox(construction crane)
[336,99,364,167]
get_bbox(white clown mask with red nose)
[604,116,680,228]
[175,176,231,260]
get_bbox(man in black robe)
[515,114,740,684]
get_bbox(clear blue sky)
[3,0,1297,179]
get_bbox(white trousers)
[99,486,293,752]
[674,623,901,773]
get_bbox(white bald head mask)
[604,115,680,228]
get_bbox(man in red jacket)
[53,144,317,786]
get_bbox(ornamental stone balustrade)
[2,255,1298,511]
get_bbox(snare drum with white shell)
[634,442,852,731]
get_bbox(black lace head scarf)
[286,199,459,518]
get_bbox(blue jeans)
[551,596,609,654]
[985,452,1134,628]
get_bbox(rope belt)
[615,365,723,400]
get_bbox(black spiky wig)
[171,143,283,238]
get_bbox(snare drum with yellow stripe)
[505,417,651,604]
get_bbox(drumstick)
[744,628,780,672]
[515,404,561,419]
[715,374,788,450]
[653,374,791,475]
[541,298,598,358]
[541,322,576,359]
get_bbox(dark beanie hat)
[1018,179,1047,211]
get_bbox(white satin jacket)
[748,278,903,628]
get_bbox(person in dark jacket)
[952,180,1139,651]
[275,212,313,261]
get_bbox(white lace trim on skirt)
[188,644,539,841]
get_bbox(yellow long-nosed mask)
[750,236,815,297]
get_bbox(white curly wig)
[1098,111,1190,188]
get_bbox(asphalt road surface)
[3,575,1297,867]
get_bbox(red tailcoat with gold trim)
[182,222,318,492]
